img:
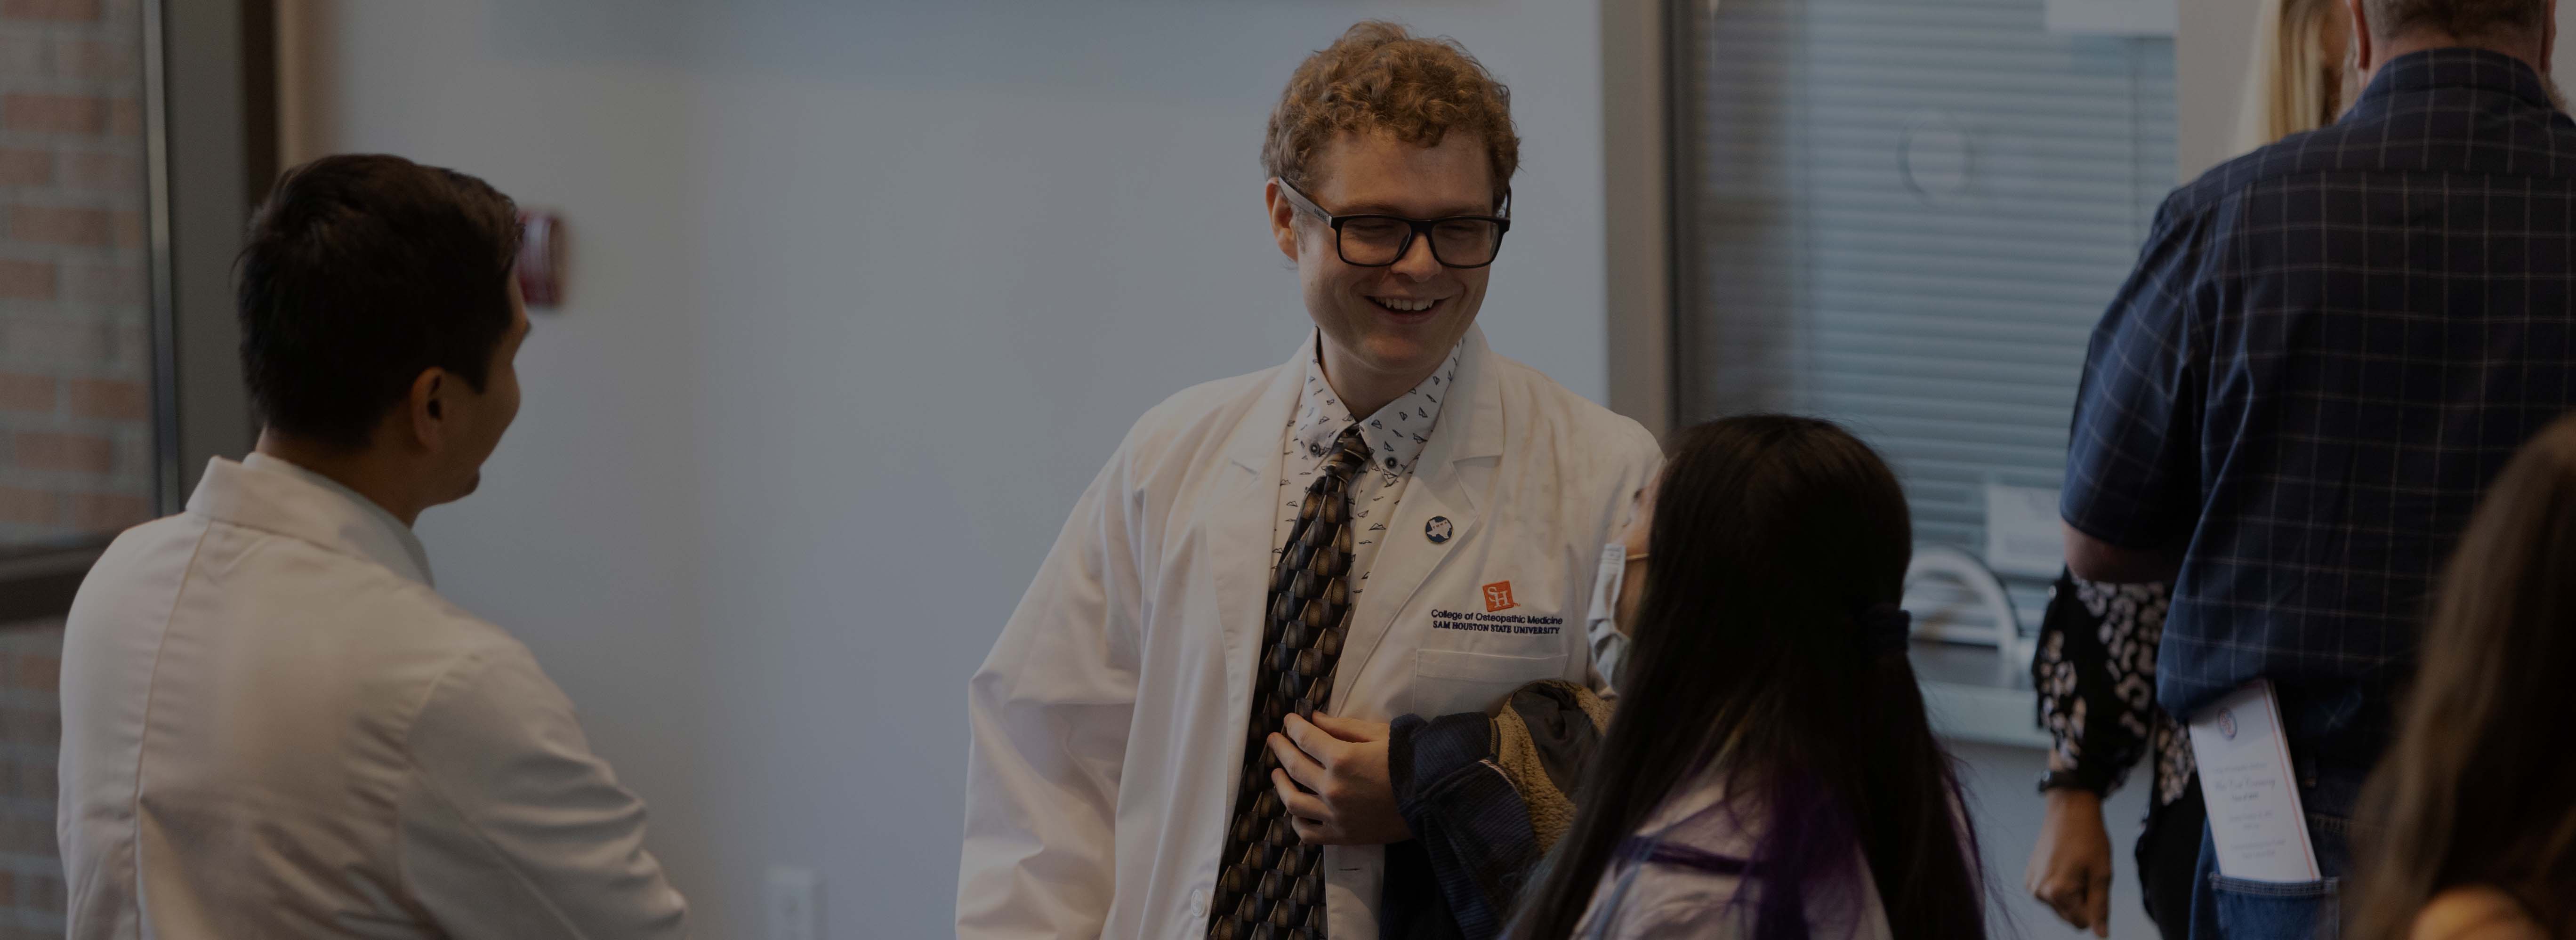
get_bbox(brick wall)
[0,0,149,551]
[0,0,143,927]
[0,621,61,936]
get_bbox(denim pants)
[2185,757,2364,940]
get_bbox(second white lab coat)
[56,454,689,940]
[958,328,1662,940]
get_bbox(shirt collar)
[1292,340,1463,476]
[190,453,436,586]
[2348,48,2557,117]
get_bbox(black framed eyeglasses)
[1275,178,1512,269]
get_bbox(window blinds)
[1677,0,2177,619]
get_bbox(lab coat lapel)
[1211,335,1316,696]
[1330,328,1506,708]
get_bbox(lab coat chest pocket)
[1406,648,1569,718]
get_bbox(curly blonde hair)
[1263,21,1519,209]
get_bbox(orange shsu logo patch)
[1483,581,1516,613]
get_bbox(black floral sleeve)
[2032,568,2190,801]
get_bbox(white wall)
[2177,0,2576,178]
[2175,0,2264,178]
[284,2,1607,935]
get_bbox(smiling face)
[1269,129,1497,397]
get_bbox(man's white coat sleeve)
[397,644,691,940]
[958,436,1148,939]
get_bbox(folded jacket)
[1380,679,1613,940]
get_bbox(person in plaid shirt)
[2061,1,2569,936]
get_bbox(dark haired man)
[56,154,689,939]
[2062,0,2564,936]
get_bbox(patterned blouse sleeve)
[2030,567,2174,795]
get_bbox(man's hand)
[2026,788,2115,937]
[1267,712,1411,846]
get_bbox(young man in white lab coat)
[958,23,1662,940]
[56,154,689,939]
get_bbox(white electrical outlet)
[765,866,822,940]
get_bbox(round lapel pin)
[1425,516,1454,544]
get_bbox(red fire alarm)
[516,210,567,309]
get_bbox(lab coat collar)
[1289,341,1460,479]
[189,455,436,587]
[1418,326,1506,486]
[1228,326,1504,482]
[1328,328,1500,693]
[1214,326,1506,711]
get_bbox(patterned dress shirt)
[1274,340,1463,602]
[2063,48,2576,767]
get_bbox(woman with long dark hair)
[1508,415,1986,939]
[2345,414,2576,940]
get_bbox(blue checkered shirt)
[2063,48,2576,767]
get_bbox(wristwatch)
[2037,769,2098,795]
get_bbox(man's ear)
[1265,179,1301,264]
[2344,0,2376,72]
[403,368,447,450]
[2541,3,2558,77]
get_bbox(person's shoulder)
[1137,366,1278,428]
[1108,361,1291,467]
[2410,887,2547,940]
[1482,351,1661,463]
[104,509,201,547]
[2157,134,2313,223]
[253,531,495,639]
[334,579,534,710]
[72,512,209,594]
[402,590,526,652]
[219,540,528,683]
[1578,867,1754,940]
[120,510,474,645]
[1578,779,1763,938]
[400,606,575,745]
[2159,117,2406,224]
[61,515,213,667]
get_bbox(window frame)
[0,0,270,624]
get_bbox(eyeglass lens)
[1337,217,1503,267]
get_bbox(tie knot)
[1322,427,1375,476]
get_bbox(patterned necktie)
[1209,427,1372,940]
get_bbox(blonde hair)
[1263,21,1519,208]
[2344,413,2576,939]
[2236,0,2352,151]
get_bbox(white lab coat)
[57,454,689,940]
[959,328,1662,940]
[1573,773,1893,940]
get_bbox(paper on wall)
[1983,483,2066,578]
